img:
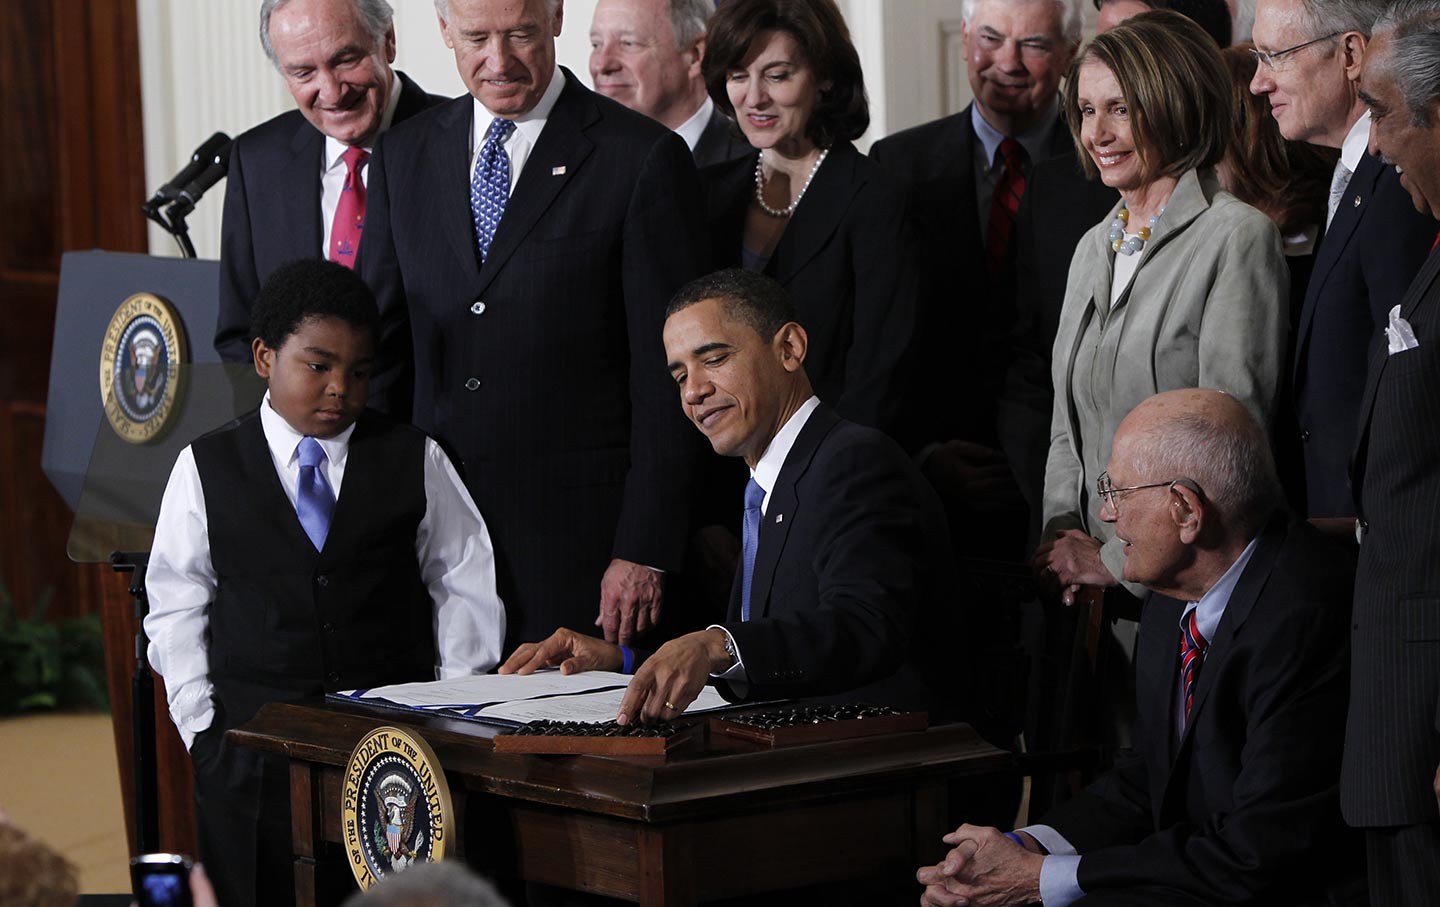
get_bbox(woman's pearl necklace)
[1108,205,1164,256]
[754,148,830,218]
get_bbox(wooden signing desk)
[231,699,1011,906]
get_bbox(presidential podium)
[231,699,1012,907]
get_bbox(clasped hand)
[917,825,1044,907]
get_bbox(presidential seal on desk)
[341,726,452,888]
[99,292,187,444]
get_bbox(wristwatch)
[719,629,739,670]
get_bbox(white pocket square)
[1386,304,1420,354]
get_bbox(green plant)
[0,580,109,714]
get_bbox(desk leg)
[637,825,694,907]
[290,760,321,907]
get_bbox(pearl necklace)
[1108,205,1164,256]
[754,148,830,218]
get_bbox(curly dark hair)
[702,0,869,148]
[252,258,381,350]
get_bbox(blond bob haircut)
[1063,9,1231,183]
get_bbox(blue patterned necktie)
[470,117,515,262]
[295,437,336,552]
[740,478,765,621]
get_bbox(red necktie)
[1179,609,1208,725]
[329,146,369,268]
[1430,228,1439,252]
[986,138,1028,278]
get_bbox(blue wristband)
[1004,832,1024,847]
[620,645,634,675]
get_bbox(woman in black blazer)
[699,0,917,432]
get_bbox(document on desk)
[330,671,733,725]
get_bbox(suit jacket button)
[327,672,339,682]
[1300,429,1310,442]
[316,575,329,587]
[323,622,335,633]
[470,301,486,315]
[465,378,482,391]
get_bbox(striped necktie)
[1179,609,1208,725]
[985,137,1028,278]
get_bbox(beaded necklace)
[1108,205,1164,256]
[754,148,830,217]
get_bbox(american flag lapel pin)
[775,513,784,523]
[551,165,566,176]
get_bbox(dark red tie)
[1431,228,1439,252]
[1179,609,1208,725]
[986,138,1028,278]
[329,146,369,268]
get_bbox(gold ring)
[664,700,678,711]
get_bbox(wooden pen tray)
[710,705,929,747]
[492,719,704,756]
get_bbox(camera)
[130,852,194,907]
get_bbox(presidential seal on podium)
[341,726,452,889]
[99,292,187,444]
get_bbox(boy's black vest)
[191,409,433,730]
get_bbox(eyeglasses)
[1249,32,1342,70]
[1095,471,1201,515]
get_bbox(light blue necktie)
[740,478,765,621]
[295,437,336,552]
[470,118,515,263]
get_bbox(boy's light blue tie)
[471,118,515,263]
[740,478,765,621]
[296,437,336,552]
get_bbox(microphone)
[142,132,231,217]
[165,138,233,221]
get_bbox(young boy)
[144,259,505,907]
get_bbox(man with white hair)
[918,388,1367,907]
[588,0,751,167]
[214,0,440,363]
[361,0,706,654]
[1249,0,1434,520]
[870,0,1084,560]
[1347,4,1440,899]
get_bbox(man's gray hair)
[261,0,395,66]
[961,0,1084,46]
[669,0,714,49]
[1126,401,1284,539]
[434,0,563,20]
[339,860,510,907]
[1372,0,1440,125]
[1298,0,1391,39]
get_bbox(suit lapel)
[478,71,596,292]
[768,143,864,284]
[1294,154,1381,382]
[427,97,486,282]
[282,122,325,256]
[1352,246,1440,495]
[746,406,840,619]
[1137,592,1182,817]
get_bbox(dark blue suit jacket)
[716,405,965,713]
[359,69,706,646]
[214,71,439,362]
[1291,150,1434,517]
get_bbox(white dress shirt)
[468,66,566,194]
[1021,536,1260,907]
[673,96,715,153]
[144,393,506,749]
[319,73,404,256]
[709,395,822,685]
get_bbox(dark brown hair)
[702,0,869,148]
[1064,9,1231,182]
[1220,44,1336,234]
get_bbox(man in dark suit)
[1345,14,1440,901]
[502,269,961,723]
[588,0,750,168]
[1250,0,1434,518]
[919,388,1366,907]
[869,0,1082,559]
[360,0,706,651]
[214,0,441,363]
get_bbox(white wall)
[138,0,1098,258]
